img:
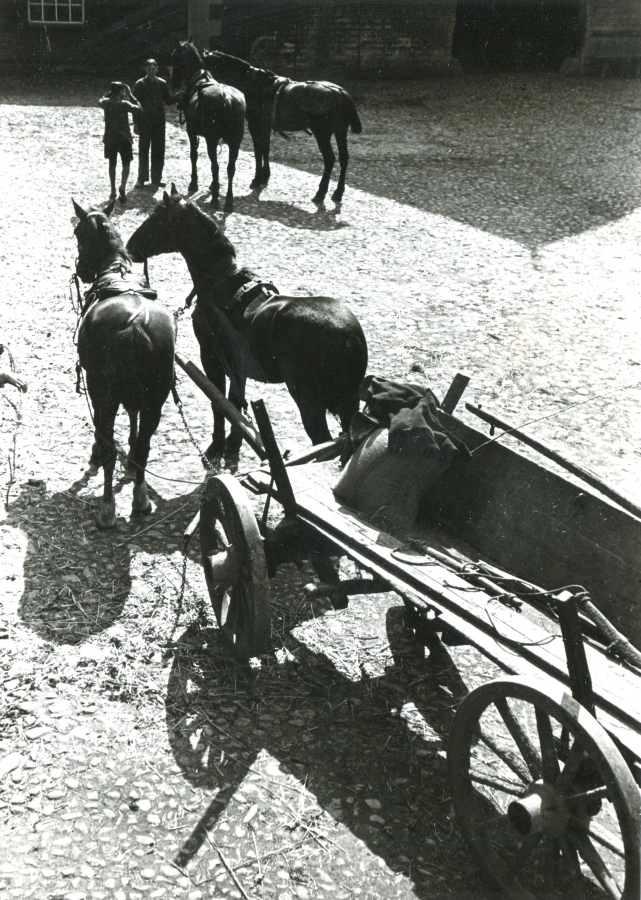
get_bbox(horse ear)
[171,182,179,197]
[163,191,171,207]
[104,199,116,218]
[72,198,88,221]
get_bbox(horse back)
[78,294,175,401]
[189,82,246,138]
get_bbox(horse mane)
[205,49,277,80]
[185,201,236,258]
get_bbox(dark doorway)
[452,0,584,72]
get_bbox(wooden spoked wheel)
[448,677,640,900]
[200,474,271,659]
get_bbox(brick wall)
[220,0,459,78]
[582,0,641,72]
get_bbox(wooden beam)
[441,372,470,414]
[174,353,266,460]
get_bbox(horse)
[203,48,362,205]
[127,186,368,466]
[72,198,176,529]
[171,40,246,211]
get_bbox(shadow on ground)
[8,473,201,645]
[165,598,494,898]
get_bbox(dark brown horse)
[127,187,368,466]
[72,199,176,528]
[203,49,362,205]
[171,41,245,211]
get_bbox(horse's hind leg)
[94,400,119,529]
[130,404,163,517]
[205,135,220,208]
[124,410,139,480]
[188,127,199,194]
[331,129,349,203]
[224,143,240,212]
[311,128,335,206]
[222,374,247,470]
[294,394,333,445]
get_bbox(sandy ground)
[0,72,639,900]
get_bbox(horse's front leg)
[248,118,270,189]
[311,128,336,206]
[205,135,220,208]
[193,309,227,465]
[224,143,240,212]
[130,404,163,517]
[188,127,199,194]
[223,374,247,470]
[94,400,119,529]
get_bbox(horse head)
[170,39,204,88]
[127,184,235,270]
[72,198,124,283]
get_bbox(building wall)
[219,0,459,78]
[582,0,641,73]
[0,0,186,71]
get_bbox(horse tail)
[344,94,362,135]
[115,321,156,410]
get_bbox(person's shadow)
[7,472,202,645]
[165,588,490,898]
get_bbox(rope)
[471,381,641,454]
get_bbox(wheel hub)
[508,781,569,839]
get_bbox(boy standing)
[98,82,142,203]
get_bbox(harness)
[74,258,158,392]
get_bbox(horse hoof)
[312,194,325,207]
[87,462,100,477]
[96,502,116,530]
[331,190,343,203]
[122,462,137,482]
[222,454,240,473]
[132,500,152,517]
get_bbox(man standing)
[133,59,177,188]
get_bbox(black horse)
[203,49,362,205]
[72,199,176,528]
[171,41,246,211]
[127,186,368,466]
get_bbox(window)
[29,0,84,24]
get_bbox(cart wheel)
[448,677,640,900]
[200,474,271,659]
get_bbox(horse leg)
[248,118,265,189]
[294,395,333,445]
[205,135,220,208]
[224,143,240,212]
[311,129,335,206]
[124,409,139,480]
[188,127,199,194]
[94,400,119,529]
[222,374,246,470]
[130,404,163,517]
[331,129,349,203]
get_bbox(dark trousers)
[138,122,165,183]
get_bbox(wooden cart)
[177,355,641,900]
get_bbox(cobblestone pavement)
[0,73,639,900]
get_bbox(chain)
[173,386,219,473]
